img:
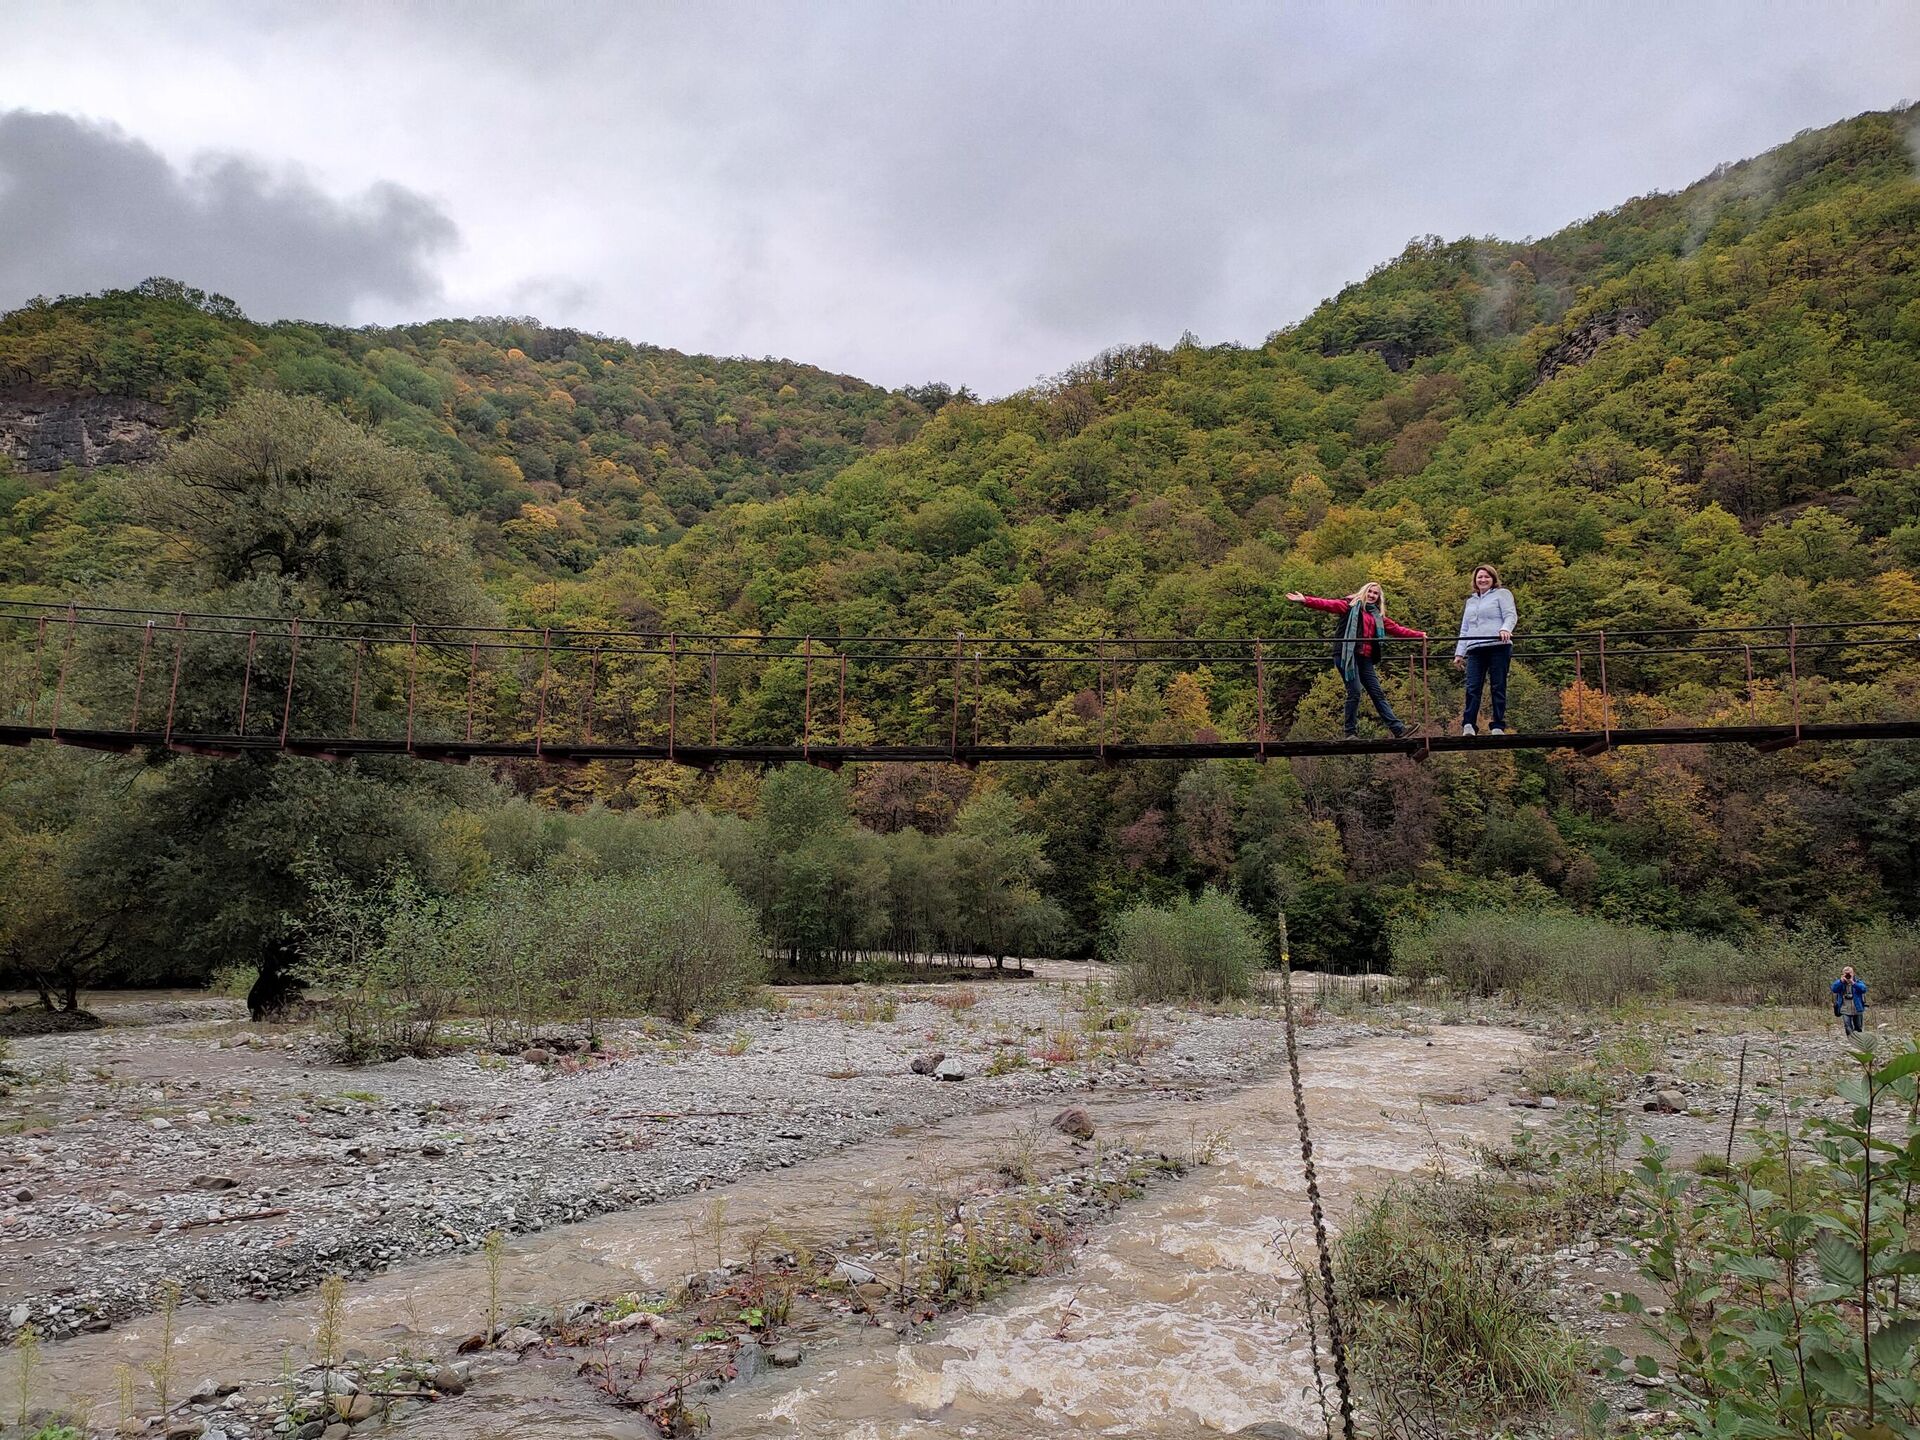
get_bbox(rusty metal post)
[533,627,552,759]
[48,602,78,737]
[950,632,962,758]
[278,618,302,747]
[464,640,479,742]
[972,647,982,747]
[1098,640,1110,760]
[1744,643,1756,725]
[802,635,814,759]
[1419,635,1433,756]
[838,652,847,746]
[1597,630,1612,743]
[348,639,364,737]
[1255,638,1267,761]
[130,619,155,730]
[25,615,48,725]
[405,623,420,751]
[664,634,676,759]
[237,629,258,736]
[1787,622,1802,741]
[162,613,186,745]
[709,648,719,745]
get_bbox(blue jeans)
[1462,643,1511,729]
[1343,656,1402,736]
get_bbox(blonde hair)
[1348,581,1386,608]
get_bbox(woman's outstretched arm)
[1285,592,1348,614]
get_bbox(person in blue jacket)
[1831,965,1867,1037]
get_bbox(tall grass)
[1340,1173,1589,1432]
[1111,889,1264,1003]
[1391,909,1918,1007]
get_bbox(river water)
[39,1024,1529,1438]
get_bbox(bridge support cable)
[1,599,1916,767]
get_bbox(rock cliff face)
[0,389,168,471]
[1533,307,1652,384]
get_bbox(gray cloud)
[1,3,1916,392]
[0,109,456,320]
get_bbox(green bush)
[1614,1041,1920,1434]
[299,860,765,1058]
[1111,889,1263,1003]
[1391,909,1860,1007]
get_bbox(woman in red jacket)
[1284,582,1426,739]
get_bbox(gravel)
[1,982,1369,1340]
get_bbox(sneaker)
[1390,724,1410,739]
[1461,723,1476,737]
[1342,731,1360,741]
[1489,726,1506,736]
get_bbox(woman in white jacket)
[1452,564,1517,735]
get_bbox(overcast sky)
[1,2,1916,394]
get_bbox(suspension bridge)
[4,600,1919,767]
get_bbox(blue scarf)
[1335,602,1380,682]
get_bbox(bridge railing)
[2,600,1918,760]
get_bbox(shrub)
[1341,1173,1588,1431]
[1841,920,1920,1002]
[299,860,764,1058]
[1613,1041,1920,1434]
[1391,909,1861,1008]
[1111,889,1263,1003]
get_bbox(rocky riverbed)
[0,981,1373,1344]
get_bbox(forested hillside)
[4,106,1920,983]
[0,283,931,574]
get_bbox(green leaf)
[1868,1316,1920,1371]
[1635,1353,1660,1377]
[1815,1231,1868,1288]
[1871,1050,1920,1087]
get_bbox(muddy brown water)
[38,1024,1531,1438]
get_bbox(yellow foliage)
[1165,669,1213,730]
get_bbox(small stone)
[769,1344,803,1368]
[733,1337,766,1381]
[322,1425,351,1440]
[428,1365,465,1396]
[188,1374,222,1403]
[336,1393,378,1423]
[909,1052,945,1076]
[497,1325,543,1350]
[832,1259,877,1286]
[419,1142,448,1158]
[1537,1096,1559,1111]
[149,1117,173,1129]
[932,1058,967,1082]
[1652,1089,1685,1113]
[10,1188,31,1203]
[189,1175,239,1191]
[7,1303,27,1328]
[1051,1105,1095,1140]
[519,1048,551,1065]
